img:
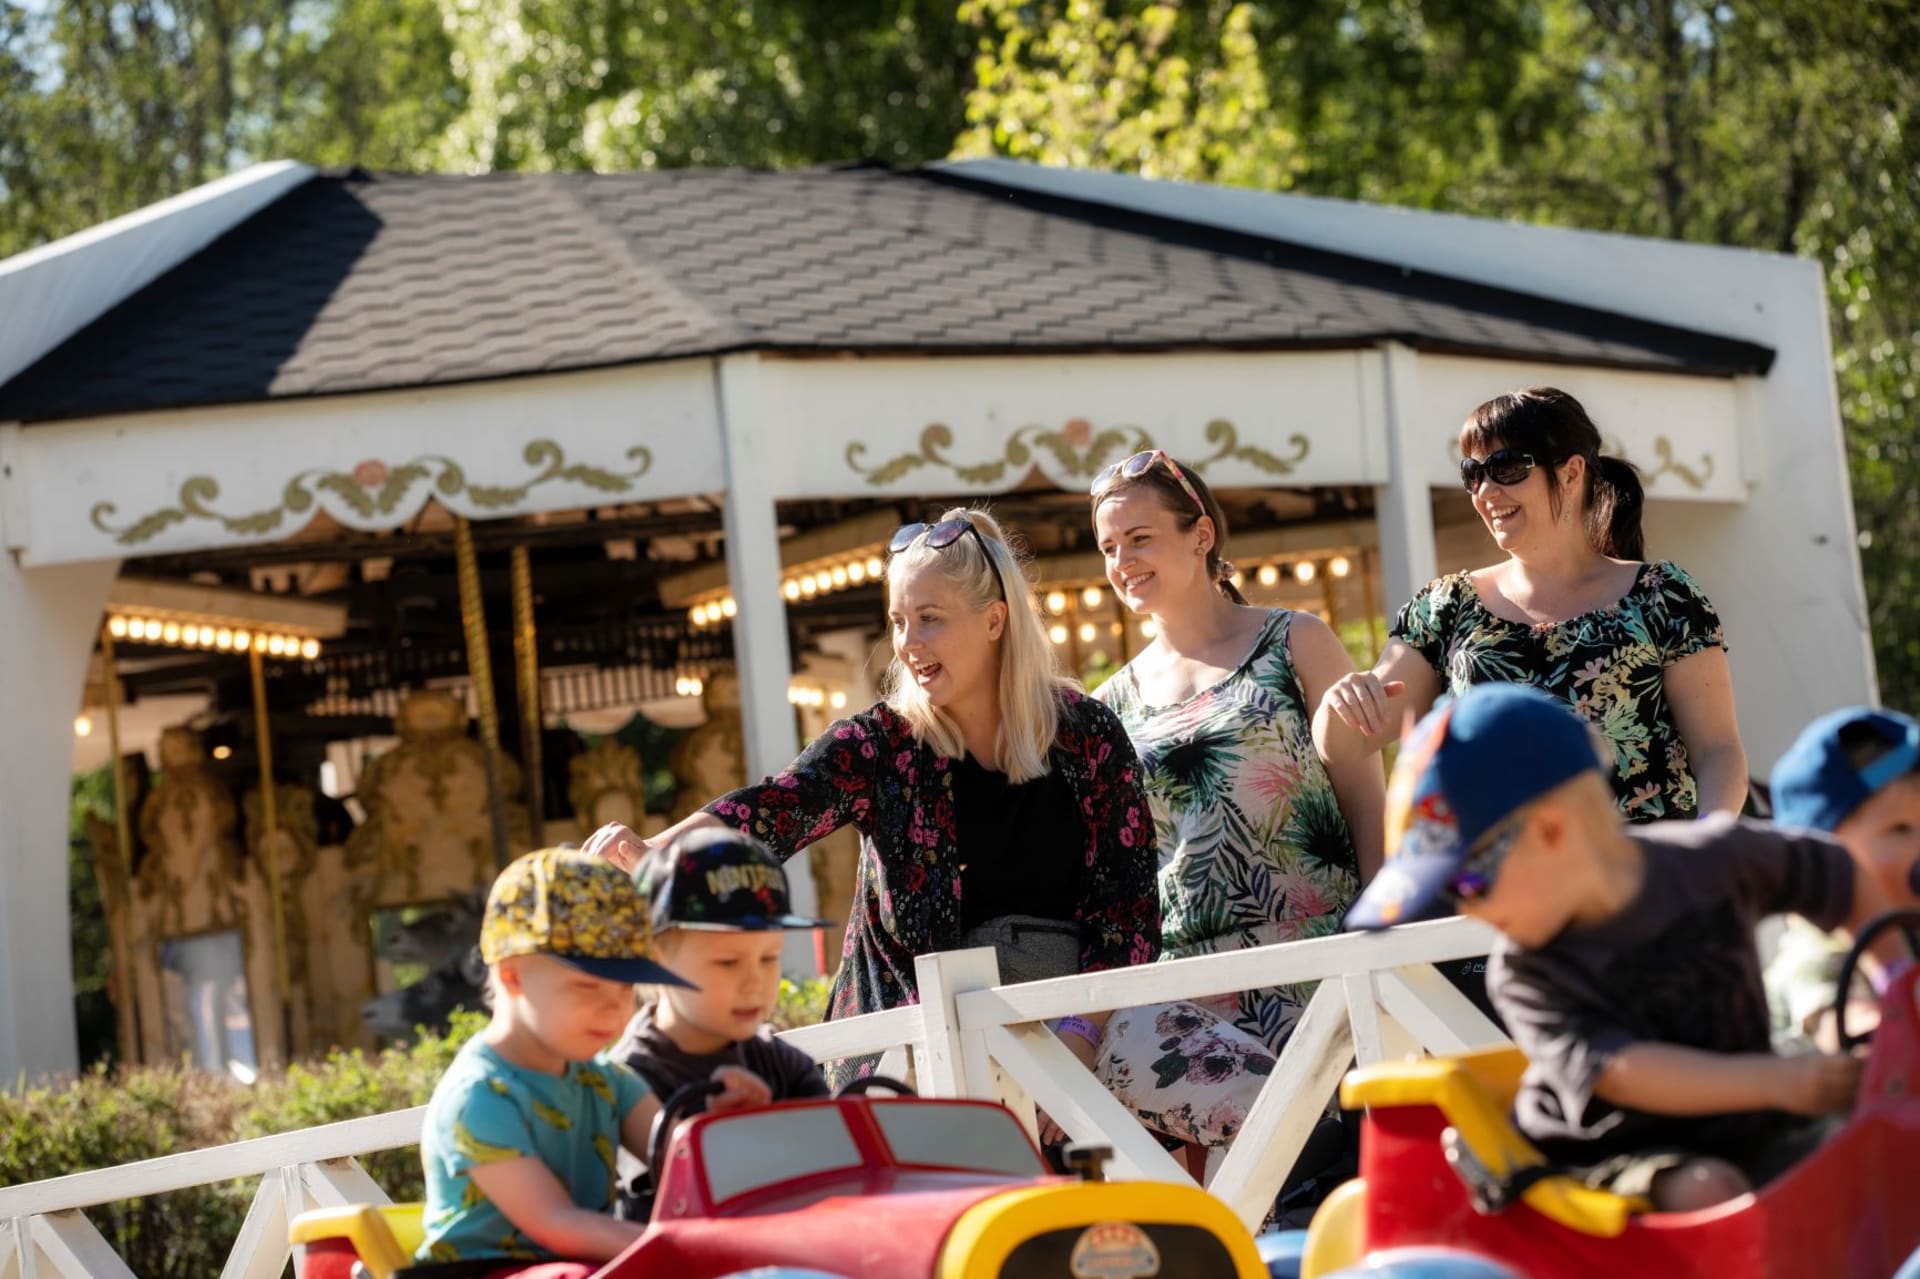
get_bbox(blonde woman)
[598,509,1158,1087]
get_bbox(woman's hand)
[583,821,648,874]
[1323,671,1408,739]
[586,812,727,873]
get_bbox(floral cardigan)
[705,689,1160,1052]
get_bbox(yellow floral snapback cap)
[479,847,693,987]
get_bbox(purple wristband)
[1053,1016,1102,1049]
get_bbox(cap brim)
[670,914,832,933]
[1344,851,1462,932]
[554,953,697,988]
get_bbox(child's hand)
[708,1065,773,1115]
[584,821,646,874]
[1772,1051,1863,1116]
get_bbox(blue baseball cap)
[1346,684,1606,931]
[1770,707,1920,832]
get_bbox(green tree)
[960,0,1920,708]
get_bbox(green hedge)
[1,980,833,1276]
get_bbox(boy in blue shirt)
[418,848,768,1274]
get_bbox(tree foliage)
[957,0,1920,707]
[0,0,1914,702]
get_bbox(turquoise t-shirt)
[418,1037,651,1263]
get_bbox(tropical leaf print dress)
[1092,610,1362,1148]
[1392,561,1726,822]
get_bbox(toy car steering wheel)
[649,1078,726,1180]
[1833,908,1920,1052]
[834,1074,917,1098]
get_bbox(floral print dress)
[1392,560,1726,822]
[704,690,1158,1088]
[1092,609,1362,1147]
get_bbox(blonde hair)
[881,508,1073,783]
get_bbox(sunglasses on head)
[1093,449,1205,513]
[888,517,1007,600]
[1440,814,1526,907]
[1458,448,1538,495]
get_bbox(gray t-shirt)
[1489,815,1855,1165]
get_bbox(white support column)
[911,947,1001,1098]
[0,554,119,1083]
[1374,342,1438,617]
[712,354,814,971]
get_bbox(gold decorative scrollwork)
[1187,419,1311,476]
[89,440,654,547]
[1640,436,1715,491]
[846,419,1155,487]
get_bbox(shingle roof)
[0,164,1774,424]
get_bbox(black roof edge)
[14,332,1762,427]
[914,164,1777,379]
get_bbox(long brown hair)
[1089,454,1248,605]
[1461,388,1645,560]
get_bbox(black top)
[1489,816,1855,1167]
[952,752,1085,931]
[610,1003,830,1216]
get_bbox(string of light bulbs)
[106,612,322,659]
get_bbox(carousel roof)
[0,163,1774,424]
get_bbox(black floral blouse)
[1392,561,1727,822]
[704,690,1159,1080]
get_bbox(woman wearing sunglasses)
[1315,387,1749,824]
[1078,450,1381,1175]
[592,508,1158,1088]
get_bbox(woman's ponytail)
[1216,560,1249,606]
[1588,455,1645,561]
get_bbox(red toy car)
[291,1078,1272,1279]
[1288,911,1920,1278]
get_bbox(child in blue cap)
[1347,684,1903,1213]
[1764,707,1920,1048]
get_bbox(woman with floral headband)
[1083,449,1381,1174]
[593,507,1158,1089]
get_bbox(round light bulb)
[1045,590,1067,615]
[1257,565,1279,588]
[74,715,92,738]
[211,745,233,761]
[1081,587,1104,609]
[266,635,286,656]
[800,577,818,598]
[848,561,866,584]
[784,579,802,601]
[866,556,885,578]
[1077,622,1097,643]
[215,628,233,650]
[829,691,848,710]
[160,621,180,644]
[815,571,834,592]
[721,597,738,618]
[233,630,251,652]
[831,566,848,588]
[300,639,321,660]
[1330,556,1352,579]
[1295,561,1317,584]
[1048,624,1068,645]
[107,616,129,639]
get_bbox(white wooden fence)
[0,916,1501,1277]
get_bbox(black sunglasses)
[888,518,1007,600]
[1458,448,1537,494]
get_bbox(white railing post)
[1208,981,1356,1232]
[25,1212,136,1279]
[1,1219,24,1279]
[219,1174,291,1279]
[1342,971,1388,1067]
[912,947,1002,1098]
